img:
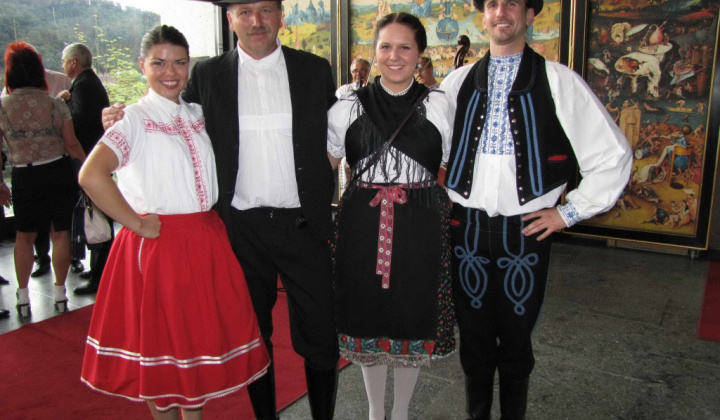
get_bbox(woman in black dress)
[327,12,456,420]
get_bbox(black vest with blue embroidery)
[445,45,577,206]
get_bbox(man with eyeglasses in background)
[335,57,371,98]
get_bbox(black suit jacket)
[68,69,110,154]
[183,46,337,240]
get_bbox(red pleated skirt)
[81,210,270,411]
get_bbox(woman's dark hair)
[140,25,190,58]
[373,12,427,53]
[3,42,47,92]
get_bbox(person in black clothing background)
[59,43,112,295]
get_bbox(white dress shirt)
[231,39,300,210]
[335,81,368,99]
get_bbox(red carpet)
[698,260,720,341]
[0,292,345,419]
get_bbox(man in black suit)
[186,3,339,418]
[60,43,112,295]
[104,1,339,418]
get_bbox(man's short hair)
[351,58,371,69]
[63,43,93,68]
[226,0,282,12]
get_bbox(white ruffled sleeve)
[327,97,359,159]
[547,61,632,223]
[426,90,455,165]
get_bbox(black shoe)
[30,263,51,277]
[0,308,9,318]
[70,260,85,274]
[499,376,529,420]
[78,270,92,280]
[73,282,99,295]
[465,373,495,420]
[248,360,279,420]
[0,275,9,285]
[305,361,339,420]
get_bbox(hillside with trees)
[0,0,159,103]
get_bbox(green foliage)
[105,70,147,105]
[1,0,157,104]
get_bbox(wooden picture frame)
[564,0,720,250]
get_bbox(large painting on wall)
[279,0,335,63]
[345,0,564,82]
[566,0,720,250]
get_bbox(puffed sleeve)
[547,61,632,225]
[327,97,359,159]
[438,64,472,121]
[426,90,455,165]
[99,104,144,170]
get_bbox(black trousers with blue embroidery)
[450,204,553,381]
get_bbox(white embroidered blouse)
[100,89,218,215]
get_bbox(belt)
[13,154,67,168]
[234,206,307,227]
[359,181,434,290]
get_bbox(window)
[0,0,219,104]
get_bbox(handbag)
[84,195,112,244]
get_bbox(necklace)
[379,78,413,97]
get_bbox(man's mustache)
[248,28,271,35]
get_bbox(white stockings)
[391,367,420,420]
[362,365,388,420]
[361,365,421,420]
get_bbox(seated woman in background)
[79,25,269,419]
[0,42,86,317]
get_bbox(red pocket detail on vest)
[548,155,568,162]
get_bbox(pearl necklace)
[379,78,413,96]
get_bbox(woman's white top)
[101,89,218,215]
[327,89,454,184]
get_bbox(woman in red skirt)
[78,25,269,419]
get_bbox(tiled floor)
[2,234,719,419]
[0,238,97,334]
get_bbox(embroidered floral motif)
[173,115,210,212]
[105,130,131,168]
[482,53,522,156]
[367,185,408,289]
[558,202,581,227]
[142,116,210,211]
[143,118,179,135]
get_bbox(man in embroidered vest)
[439,1,632,418]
